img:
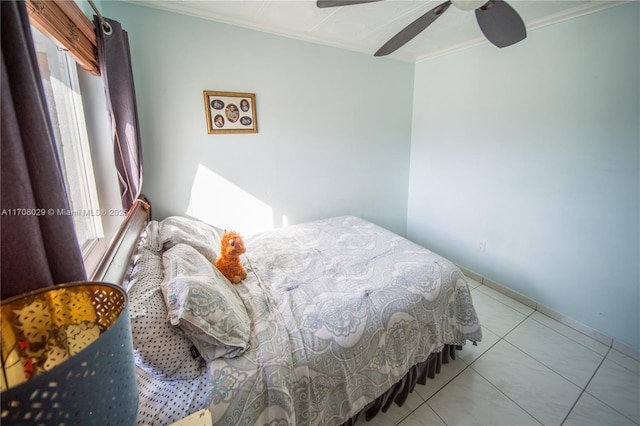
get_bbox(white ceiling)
[125,0,628,62]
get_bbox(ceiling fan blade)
[374,1,451,57]
[316,0,382,8]
[475,0,526,48]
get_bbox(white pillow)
[158,216,222,263]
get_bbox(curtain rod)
[87,0,112,34]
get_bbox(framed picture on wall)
[203,91,258,134]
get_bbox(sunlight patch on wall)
[186,164,273,235]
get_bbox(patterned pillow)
[161,244,250,361]
[135,365,211,426]
[127,244,205,380]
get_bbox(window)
[31,26,106,270]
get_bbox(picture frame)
[203,91,258,134]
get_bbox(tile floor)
[359,277,640,426]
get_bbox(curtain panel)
[95,16,144,211]
[25,0,144,211]
[1,0,86,300]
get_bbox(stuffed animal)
[214,231,247,284]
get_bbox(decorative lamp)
[1,282,138,425]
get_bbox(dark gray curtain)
[94,16,143,211]
[1,0,86,300]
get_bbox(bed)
[106,199,482,425]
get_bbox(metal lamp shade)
[1,282,138,425]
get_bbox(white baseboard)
[457,265,640,362]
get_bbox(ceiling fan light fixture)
[451,0,488,11]
[318,0,525,56]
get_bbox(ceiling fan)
[316,0,527,56]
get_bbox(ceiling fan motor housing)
[451,0,489,11]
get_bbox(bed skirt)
[341,344,462,425]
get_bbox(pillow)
[161,244,250,361]
[127,244,205,380]
[158,216,223,263]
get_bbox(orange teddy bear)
[214,231,247,284]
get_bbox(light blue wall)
[102,2,414,236]
[100,1,638,350]
[407,2,639,350]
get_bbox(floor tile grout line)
[396,358,472,426]
[526,312,613,360]
[559,345,612,426]
[421,325,541,425]
[467,353,544,426]
[473,282,622,384]
[472,285,592,421]
[503,315,610,389]
[429,275,640,426]
[393,404,419,426]
[419,335,505,425]
[471,288,638,425]
[423,362,471,402]
[421,398,453,426]
[562,345,640,426]
[465,275,640,362]
[394,398,444,426]
[390,341,488,426]
[477,306,533,346]
[429,402,449,426]
[469,332,594,426]
[594,345,640,374]
[474,280,639,383]
[391,309,529,426]
[474,284,534,315]
[472,284,532,315]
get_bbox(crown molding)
[124,0,630,64]
[124,0,399,58]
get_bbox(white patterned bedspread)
[207,216,482,425]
